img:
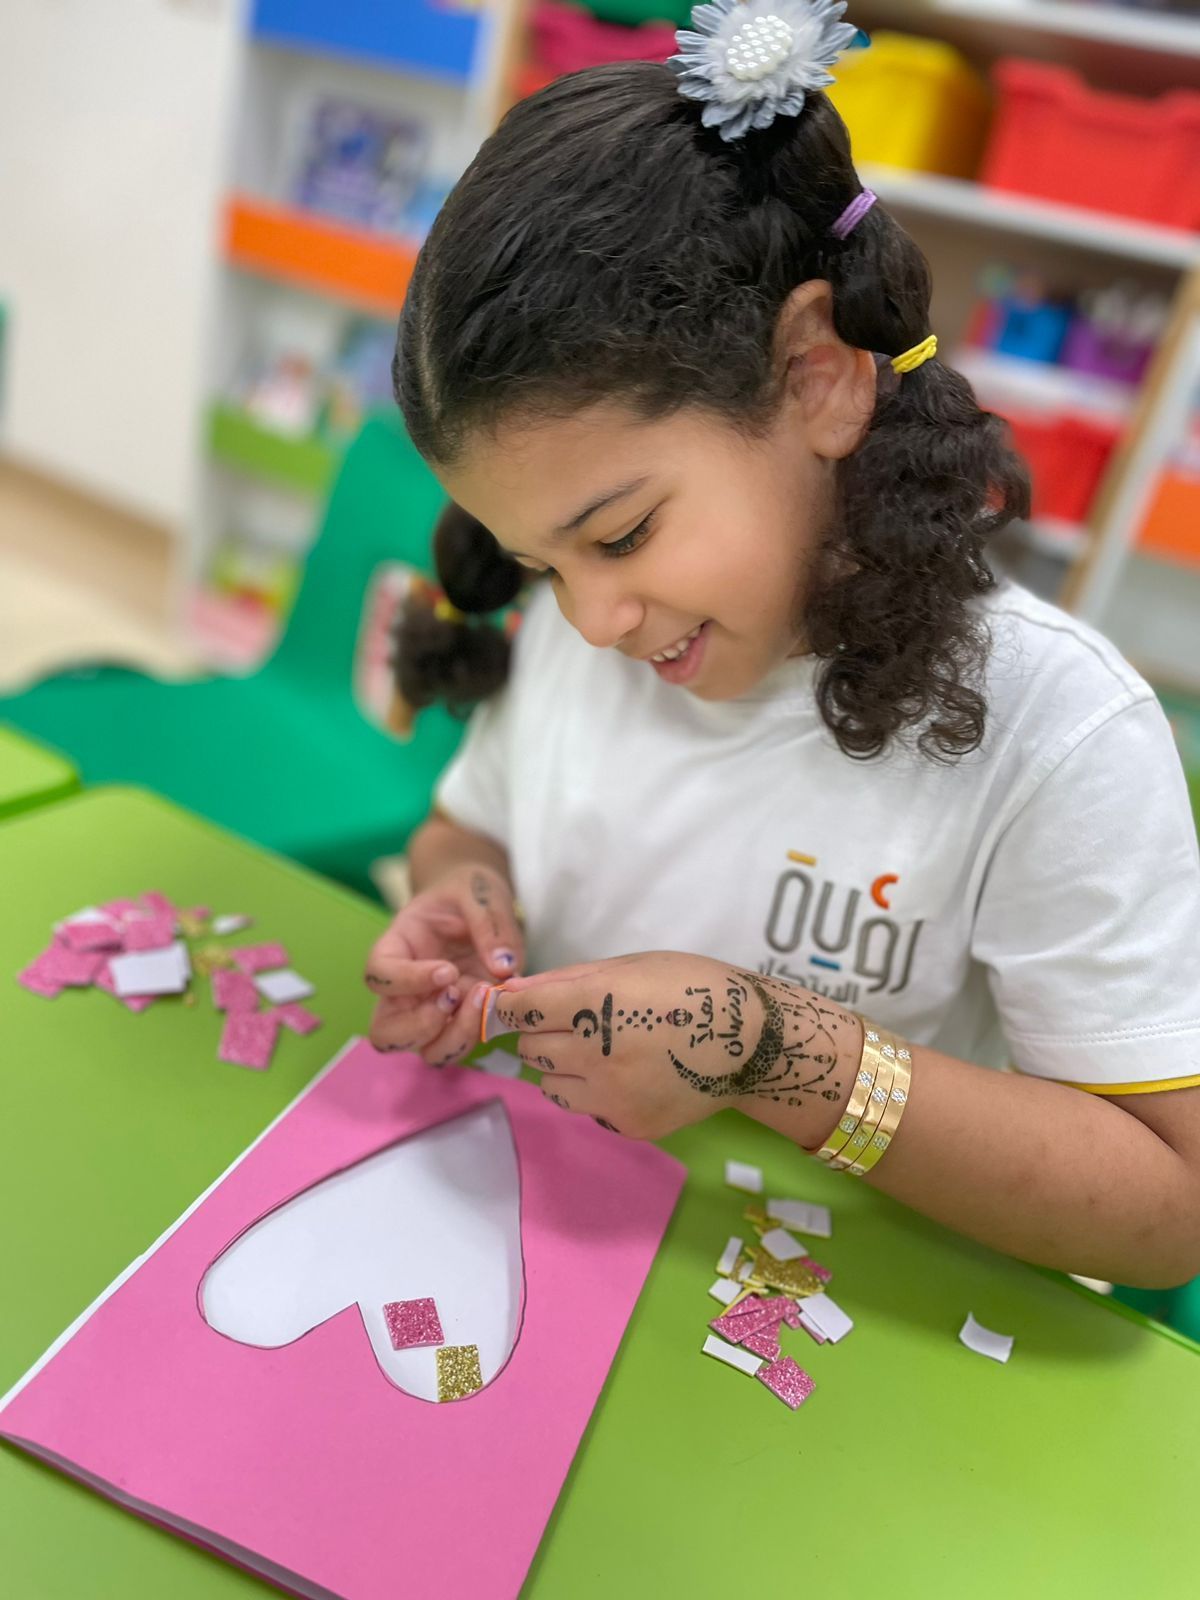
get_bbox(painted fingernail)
[433,963,457,987]
[437,988,461,1014]
[492,949,516,972]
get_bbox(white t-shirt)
[437,579,1200,1092]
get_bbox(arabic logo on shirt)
[759,850,923,1005]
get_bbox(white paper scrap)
[53,906,106,932]
[477,1048,523,1079]
[802,1292,854,1344]
[767,1198,833,1238]
[708,1278,742,1306]
[212,913,252,936]
[254,969,315,1005]
[702,1334,764,1378]
[959,1312,1013,1364]
[110,941,191,998]
[716,1236,743,1276]
[760,1226,807,1262]
[725,1160,763,1194]
[736,1259,754,1282]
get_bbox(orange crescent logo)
[870,873,899,910]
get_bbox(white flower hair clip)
[669,0,863,143]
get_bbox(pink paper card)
[0,1040,685,1600]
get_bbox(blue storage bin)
[251,0,481,83]
[991,297,1072,364]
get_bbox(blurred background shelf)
[931,0,1200,62]
[249,0,486,83]
[207,404,341,499]
[224,196,420,315]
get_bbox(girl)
[366,3,1200,1288]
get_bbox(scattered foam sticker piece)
[272,1002,322,1036]
[55,906,105,931]
[229,942,289,975]
[800,1293,854,1344]
[37,945,106,987]
[760,1226,807,1262]
[212,968,260,1014]
[756,1356,815,1411]
[767,1198,833,1238]
[177,910,210,939]
[735,1258,755,1283]
[743,1203,771,1232]
[254,969,315,1005]
[110,942,191,998]
[801,1257,833,1285]
[781,1300,803,1329]
[59,919,121,952]
[476,1048,522,1078]
[139,891,178,917]
[436,1344,483,1402]
[95,961,154,1013]
[725,1160,763,1194]
[218,1012,281,1071]
[17,961,63,999]
[741,1324,782,1361]
[708,1278,742,1306]
[194,944,235,977]
[959,1312,1014,1365]
[211,913,252,936]
[383,1297,445,1351]
[121,915,177,952]
[717,1236,743,1277]
[701,1334,764,1378]
[797,1310,827,1345]
[709,1297,791,1344]
[748,1248,827,1300]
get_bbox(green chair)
[0,414,465,898]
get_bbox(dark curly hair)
[392,62,1029,759]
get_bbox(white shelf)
[932,0,1200,60]
[862,165,1200,271]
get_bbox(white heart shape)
[200,1100,523,1402]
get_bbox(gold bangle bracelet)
[829,1043,896,1171]
[842,1043,912,1176]
[813,1020,882,1164]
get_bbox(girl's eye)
[599,512,655,559]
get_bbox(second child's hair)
[393,62,1029,759]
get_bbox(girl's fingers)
[413,983,491,1067]
[459,872,526,982]
[364,956,459,998]
[369,991,462,1053]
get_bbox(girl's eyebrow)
[554,476,651,536]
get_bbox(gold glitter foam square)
[749,1247,824,1299]
[436,1343,483,1402]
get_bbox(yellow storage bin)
[827,33,991,179]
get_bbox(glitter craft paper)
[802,1257,833,1285]
[59,919,121,952]
[218,1012,281,1071]
[229,942,289,975]
[741,1324,781,1361]
[760,1226,807,1262]
[195,944,235,977]
[725,1160,763,1194]
[38,945,106,987]
[959,1312,1014,1364]
[383,1298,445,1351]
[95,962,154,1013]
[743,1204,771,1231]
[748,1249,826,1299]
[122,915,177,952]
[254,969,315,1005]
[800,1293,854,1344]
[757,1356,815,1411]
[273,1002,322,1036]
[17,961,63,999]
[716,1236,743,1276]
[110,942,190,998]
[708,1278,742,1306]
[701,1334,764,1378]
[212,969,260,1014]
[212,913,252,936]
[767,1198,832,1238]
[436,1343,483,1402]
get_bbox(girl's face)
[438,287,876,702]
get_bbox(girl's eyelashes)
[599,511,656,559]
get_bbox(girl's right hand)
[365,864,524,1064]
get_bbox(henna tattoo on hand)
[469,870,502,940]
[594,1117,620,1134]
[670,973,783,1097]
[544,1091,568,1109]
[534,1054,556,1072]
[572,993,614,1056]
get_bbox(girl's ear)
[775,281,877,461]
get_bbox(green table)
[0,722,79,819]
[3,788,1199,1600]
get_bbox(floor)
[0,459,200,691]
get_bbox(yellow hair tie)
[891,334,938,375]
[433,597,465,624]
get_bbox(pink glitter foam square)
[95,962,154,1013]
[59,920,122,952]
[122,915,177,951]
[756,1356,815,1411]
[139,891,178,917]
[17,961,63,999]
[219,1012,281,1070]
[38,945,105,987]
[781,1301,803,1329]
[230,942,289,975]
[383,1297,445,1350]
[742,1324,782,1361]
[802,1258,833,1284]
[212,968,260,1014]
[273,1002,321,1036]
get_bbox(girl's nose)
[560,581,645,652]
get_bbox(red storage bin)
[530,1,675,75]
[1004,410,1121,524]
[981,60,1200,230]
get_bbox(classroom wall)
[0,0,242,529]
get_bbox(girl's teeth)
[651,626,701,664]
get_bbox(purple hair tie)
[831,189,877,240]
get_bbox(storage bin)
[1060,318,1155,386]
[981,59,1200,230]
[825,33,991,178]
[1137,468,1200,568]
[1004,409,1121,524]
[991,298,1072,364]
[529,1,676,77]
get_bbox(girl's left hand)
[495,951,846,1139]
